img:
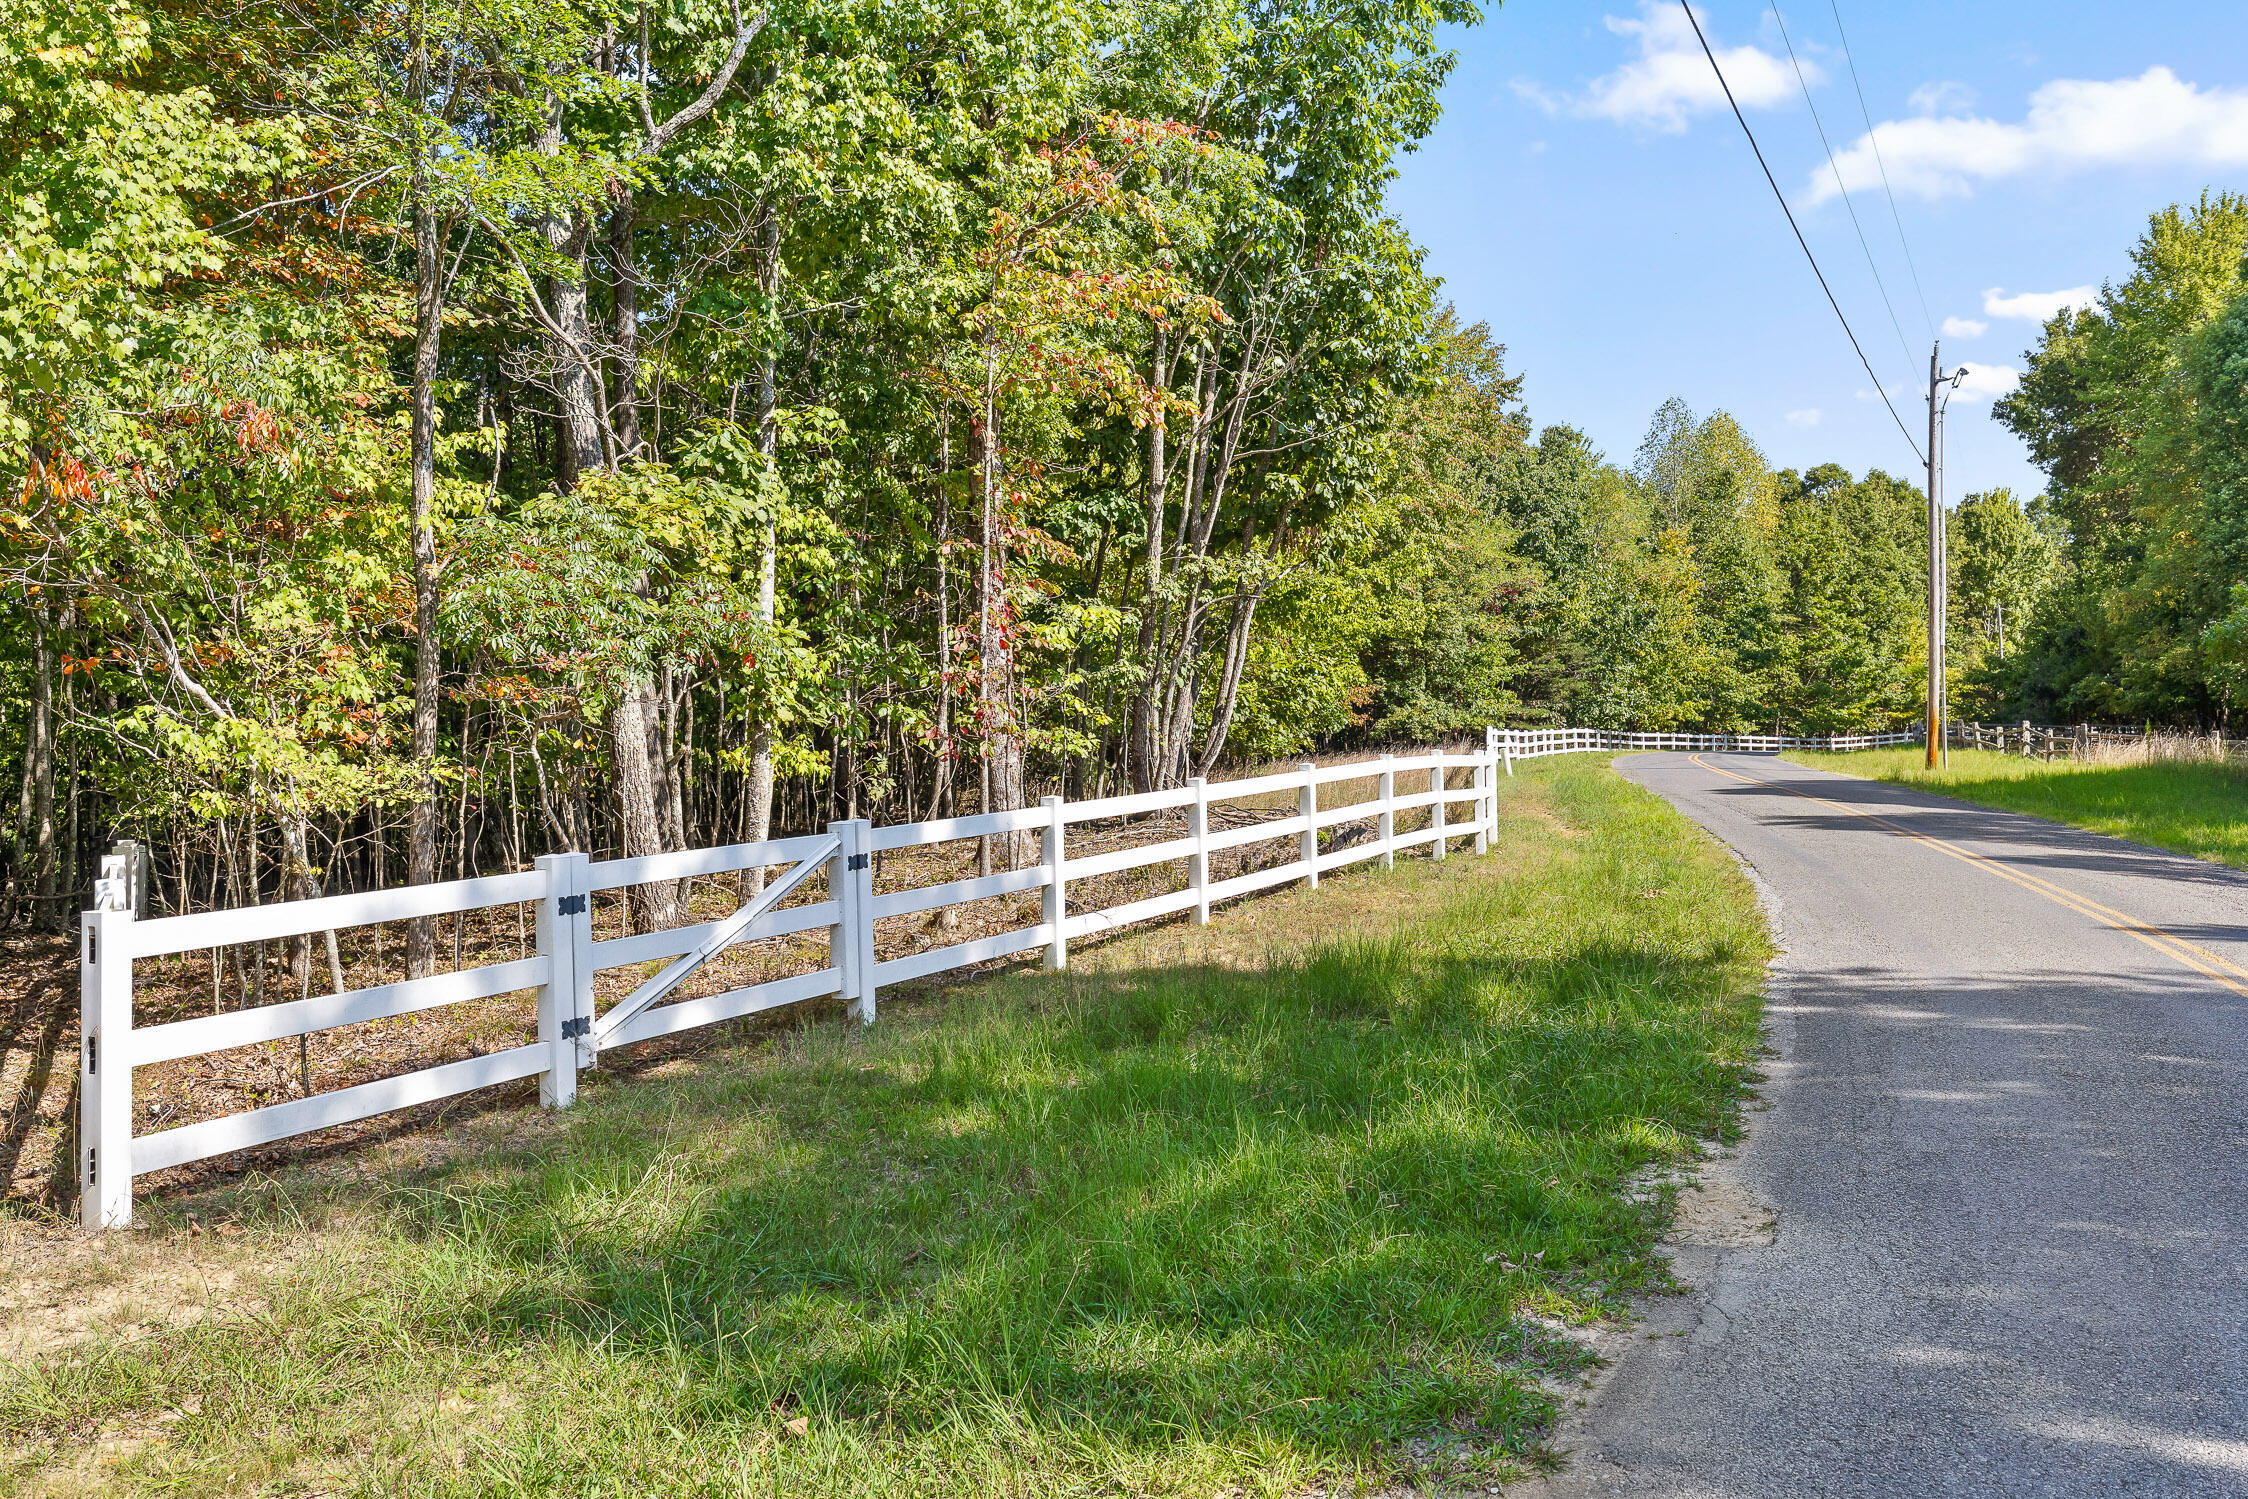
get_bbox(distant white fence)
[1500,727,1918,763]
[75,725,1912,1227]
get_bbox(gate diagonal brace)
[592,834,841,1048]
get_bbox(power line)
[1676,0,1925,465]
[1828,0,1936,339]
[1770,2,1917,386]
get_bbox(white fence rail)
[1499,727,1919,765]
[76,725,1911,1226]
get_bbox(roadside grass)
[1,758,1769,1497]
[1789,747,2248,870]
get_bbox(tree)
[1945,487,2061,714]
[1994,193,2248,721]
[1350,310,1529,741]
[1770,465,1924,732]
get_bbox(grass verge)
[1788,747,2248,870]
[1,757,1769,1497]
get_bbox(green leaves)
[1992,193,2248,722]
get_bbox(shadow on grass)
[338,927,1761,1460]
[1779,754,2248,883]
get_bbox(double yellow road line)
[1687,753,2248,1001]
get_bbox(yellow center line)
[1686,753,2248,1000]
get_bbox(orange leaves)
[1096,111,1219,156]
[51,456,98,504]
[19,451,100,509]
[470,674,542,704]
[218,399,285,457]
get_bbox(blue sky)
[1389,0,2248,499]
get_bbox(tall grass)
[1790,747,2248,869]
[2,759,1769,1497]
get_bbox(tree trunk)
[607,190,642,458]
[533,104,668,913]
[19,603,56,926]
[608,679,679,927]
[744,208,782,888]
[1127,326,1170,792]
[543,249,608,486]
[1133,342,1217,790]
[1199,563,1269,780]
[656,666,687,849]
[405,186,444,977]
[927,406,954,822]
[973,372,1029,866]
[535,96,608,486]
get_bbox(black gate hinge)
[846,853,870,871]
[560,1016,590,1041]
[556,893,587,916]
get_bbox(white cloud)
[1951,363,2022,403]
[1785,408,1822,427]
[1983,285,2098,320]
[1806,66,2248,204]
[1941,316,1989,338]
[1514,2,1808,134]
[1909,81,1976,116]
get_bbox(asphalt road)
[1536,751,2248,1498]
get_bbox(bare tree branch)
[639,1,768,157]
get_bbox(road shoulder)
[1514,765,1793,1495]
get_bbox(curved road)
[1538,751,2248,1498]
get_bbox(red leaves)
[20,452,99,508]
[217,400,285,457]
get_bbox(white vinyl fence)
[76,725,1913,1227]
[1499,727,1918,763]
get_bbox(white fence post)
[1189,777,1211,925]
[79,897,136,1229]
[1378,754,1396,869]
[562,852,596,1068]
[1042,795,1067,971]
[849,819,876,1023]
[1473,756,1490,856]
[1501,728,1514,777]
[831,819,878,1025]
[1476,728,1497,855]
[1431,763,1448,862]
[1299,763,1319,889]
[535,852,587,1107]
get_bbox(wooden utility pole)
[1925,347,1964,769]
[1926,346,1942,769]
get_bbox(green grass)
[2,759,1770,1497]
[1788,747,2248,870]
